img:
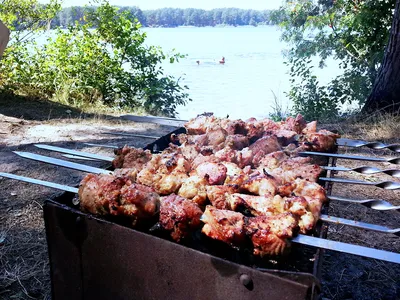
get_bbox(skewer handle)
[337,138,400,153]
[328,195,400,211]
[0,172,79,193]
[292,235,400,264]
[320,214,400,236]
[323,166,400,178]
[320,177,400,190]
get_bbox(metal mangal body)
[42,127,324,300]
[44,198,320,300]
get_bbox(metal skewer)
[117,114,400,154]
[62,154,99,161]
[319,215,400,236]
[34,144,114,161]
[10,152,400,237]
[83,143,119,149]
[328,195,400,211]
[14,151,400,212]
[101,132,159,139]
[291,235,400,264]
[300,151,400,165]
[0,171,399,264]
[13,152,112,174]
[322,166,400,178]
[319,177,400,190]
[337,138,400,153]
[0,172,79,193]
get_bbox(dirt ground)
[0,95,399,300]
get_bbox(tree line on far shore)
[52,7,279,28]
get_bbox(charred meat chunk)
[201,206,246,246]
[159,194,203,242]
[245,213,298,256]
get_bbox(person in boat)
[219,56,225,64]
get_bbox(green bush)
[273,0,395,120]
[0,1,190,117]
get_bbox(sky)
[49,0,284,10]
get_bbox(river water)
[35,26,343,120]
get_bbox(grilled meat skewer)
[1,172,400,263]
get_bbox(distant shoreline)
[51,7,280,30]
[145,24,274,29]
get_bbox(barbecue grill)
[1,115,399,300]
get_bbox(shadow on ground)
[0,90,115,121]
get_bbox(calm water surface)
[35,26,342,120]
[143,26,342,120]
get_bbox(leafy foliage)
[0,0,190,117]
[0,0,61,42]
[274,0,396,120]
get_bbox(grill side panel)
[44,200,319,300]
[44,200,84,300]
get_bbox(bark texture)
[362,0,400,114]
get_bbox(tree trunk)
[362,0,400,114]
[0,20,10,58]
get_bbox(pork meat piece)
[191,154,219,169]
[220,118,248,135]
[137,153,190,194]
[201,206,246,246]
[226,172,278,196]
[215,147,237,163]
[79,174,160,225]
[301,130,340,152]
[245,118,267,141]
[227,193,285,216]
[279,157,321,182]
[194,162,227,185]
[206,185,239,209]
[79,174,125,215]
[119,182,160,224]
[179,144,201,162]
[240,172,278,196]
[258,151,288,170]
[159,194,203,242]
[261,118,280,132]
[302,121,317,134]
[278,179,326,220]
[207,127,228,150]
[281,114,307,134]
[112,146,153,169]
[245,213,297,256]
[113,168,138,182]
[220,161,245,177]
[271,129,298,146]
[236,147,254,168]
[184,114,218,135]
[178,175,208,206]
[249,135,282,167]
[224,134,249,150]
[283,196,316,233]
[214,147,254,168]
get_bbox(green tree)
[363,0,400,114]
[0,0,61,40]
[0,1,190,117]
[274,0,396,120]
